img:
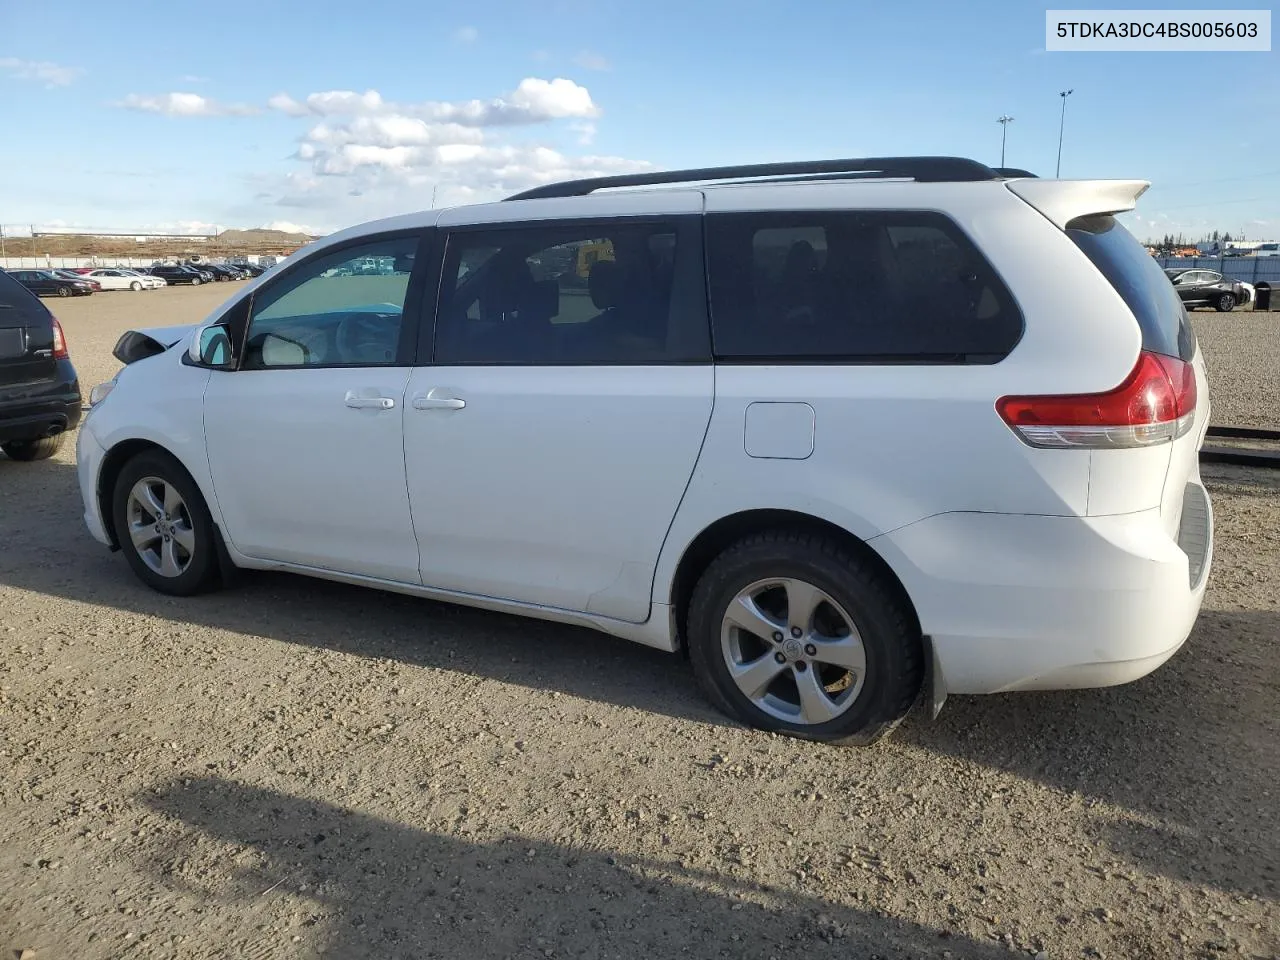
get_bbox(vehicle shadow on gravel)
[0,460,728,730]
[139,774,1012,960]
[899,607,1280,901]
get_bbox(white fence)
[0,255,162,270]
[1156,257,1280,285]
[0,254,272,271]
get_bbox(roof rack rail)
[504,156,999,201]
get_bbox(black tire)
[56,286,72,298]
[1215,293,1235,312]
[1,435,64,461]
[130,281,142,291]
[687,529,922,746]
[191,277,201,286]
[111,449,220,596]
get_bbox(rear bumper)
[0,359,82,443]
[872,487,1213,695]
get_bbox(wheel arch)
[97,439,200,549]
[667,508,922,657]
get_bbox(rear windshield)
[1066,215,1196,361]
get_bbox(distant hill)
[218,228,320,244]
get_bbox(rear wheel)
[1215,292,1235,312]
[1,435,64,461]
[112,450,219,596]
[687,530,923,746]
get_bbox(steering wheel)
[336,311,399,363]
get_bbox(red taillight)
[996,350,1196,449]
[51,317,69,359]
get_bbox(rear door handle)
[344,391,396,410]
[412,389,465,411]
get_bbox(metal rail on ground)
[1200,425,1280,468]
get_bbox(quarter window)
[241,235,419,369]
[434,221,707,365]
[706,211,1023,362]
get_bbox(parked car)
[0,268,81,460]
[75,156,1213,745]
[79,268,162,291]
[6,269,94,297]
[147,265,205,286]
[203,264,247,281]
[51,270,102,291]
[122,268,167,288]
[1164,268,1249,311]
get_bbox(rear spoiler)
[112,323,196,365]
[1005,179,1151,230]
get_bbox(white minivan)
[76,157,1213,745]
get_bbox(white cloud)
[260,220,318,235]
[507,78,599,119]
[573,51,610,71]
[248,77,646,232]
[0,57,83,87]
[115,92,259,117]
[268,92,309,116]
[268,77,599,126]
[453,25,479,43]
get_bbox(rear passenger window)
[706,211,1023,362]
[1067,215,1195,362]
[434,220,709,365]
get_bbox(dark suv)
[0,269,82,460]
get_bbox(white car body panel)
[203,367,420,583]
[403,364,713,622]
[75,171,1214,702]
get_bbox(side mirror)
[188,323,235,368]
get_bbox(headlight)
[88,378,117,406]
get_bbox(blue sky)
[1,0,1276,240]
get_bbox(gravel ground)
[1189,309,1280,430]
[1,286,1277,960]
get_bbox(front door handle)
[344,391,396,410]
[412,389,466,411]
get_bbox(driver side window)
[242,234,420,370]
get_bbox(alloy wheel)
[720,577,867,724]
[126,477,196,578]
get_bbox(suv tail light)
[997,350,1196,449]
[51,317,69,359]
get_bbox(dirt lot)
[1,287,1277,960]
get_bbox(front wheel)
[687,530,923,746]
[112,450,220,596]
[57,286,71,298]
[190,277,201,285]
[130,281,142,291]
[2,435,64,461]
[1216,293,1235,312]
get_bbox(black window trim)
[195,227,436,372]
[702,207,1026,366]
[425,213,712,367]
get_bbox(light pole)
[997,115,1014,167]
[1056,89,1074,177]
